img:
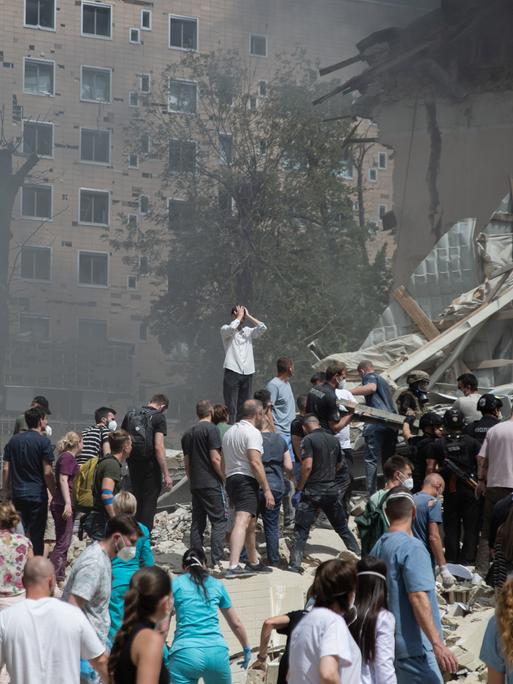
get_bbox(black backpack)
[122,407,155,460]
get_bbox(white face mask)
[338,378,347,390]
[402,477,414,491]
[108,420,118,431]
[116,537,136,562]
[45,425,53,437]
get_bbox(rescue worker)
[396,370,430,418]
[403,411,444,492]
[426,408,482,564]
[464,394,502,444]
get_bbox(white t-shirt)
[0,597,104,684]
[335,388,356,449]
[222,420,263,479]
[452,393,481,424]
[288,607,362,684]
[360,609,396,684]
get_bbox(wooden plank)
[468,358,513,370]
[338,400,411,430]
[392,286,440,340]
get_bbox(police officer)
[464,393,502,444]
[403,411,444,491]
[396,370,430,418]
[427,409,482,564]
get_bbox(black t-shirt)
[181,421,222,489]
[3,430,54,502]
[306,383,340,431]
[408,434,438,490]
[290,416,304,438]
[93,454,122,511]
[464,415,500,444]
[276,610,308,684]
[301,428,342,492]
[122,406,167,461]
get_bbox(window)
[79,188,110,225]
[25,0,55,30]
[378,151,387,170]
[339,153,353,180]
[139,195,149,214]
[168,79,197,114]
[378,204,387,220]
[141,134,150,155]
[20,314,50,341]
[78,318,107,340]
[21,246,51,280]
[81,2,111,38]
[168,198,193,229]
[79,252,108,286]
[23,120,53,157]
[139,322,148,341]
[128,153,138,168]
[81,66,111,103]
[140,74,150,93]
[139,256,149,274]
[219,134,232,165]
[128,214,138,228]
[128,91,139,107]
[250,34,267,57]
[140,9,151,30]
[80,128,110,164]
[24,58,54,96]
[368,168,377,182]
[258,80,268,97]
[129,28,140,44]
[127,275,137,289]
[249,95,258,111]
[169,140,196,174]
[169,15,198,50]
[21,184,52,219]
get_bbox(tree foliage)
[114,50,391,396]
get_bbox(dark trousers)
[190,486,228,565]
[364,425,398,495]
[48,502,75,581]
[258,490,283,565]
[443,483,480,564]
[14,498,47,556]
[128,459,162,531]
[83,509,109,540]
[289,490,360,569]
[223,369,253,424]
[340,450,354,515]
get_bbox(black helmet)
[419,411,443,432]
[443,408,465,430]
[477,393,503,414]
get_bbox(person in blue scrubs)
[480,578,513,683]
[169,548,252,683]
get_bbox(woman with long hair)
[349,557,396,684]
[108,566,171,684]
[169,548,251,683]
[48,431,82,586]
[288,558,362,684]
[0,501,33,609]
[493,506,513,589]
[480,576,513,683]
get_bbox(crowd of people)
[0,305,512,683]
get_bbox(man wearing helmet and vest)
[464,393,502,444]
[426,408,482,564]
[403,411,444,491]
[397,370,430,418]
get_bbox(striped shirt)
[77,424,109,466]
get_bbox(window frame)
[368,167,378,183]
[169,14,198,51]
[80,65,112,104]
[378,151,388,170]
[78,318,108,340]
[219,133,233,165]
[23,57,55,97]
[79,127,111,166]
[128,153,139,169]
[78,187,111,227]
[140,73,151,93]
[139,195,149,214]
[80,1,112,40]
[140,9,152,31]
[19,313,51,341]
[77,250,109,288]
[127,274,138,290]
[128,91,139,107]
[378,203,388,220]
[249,33,268,57]
[22,119,54,158]
[24,0,56,31]
[20,183,53,221]
[20,245,52,282]
[168,138,197,174]
[168,78,198,115]
[129,27,141,44]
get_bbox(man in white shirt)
[222,399,275,578]
[453,373,481,424]
[221,305,267,424]
[0,557,107,684]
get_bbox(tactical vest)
[441,434,475,475]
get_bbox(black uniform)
[305,383,340,432]
[407,434,439,492]
[463,415,500,445]
[430,432,481,563]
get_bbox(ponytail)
[56,431,81,454]
[108,587,139,682]
[182,548,209,599]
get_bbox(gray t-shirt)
[62,542,112,645]
[266,377,295,436]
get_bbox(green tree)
[113,50,390,402]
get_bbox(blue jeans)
[363,424,397,495]
[170,645,231,684]
[396,650,443,684]
[258,490,283,565]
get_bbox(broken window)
[81,66,111,103]
[169,15,198,50]
[25,0,55,29]
[168,80,197,114]
[24,59,54,96]
[80,128,110,164]
[22,184,52,219]
[78,252,108,286]
[169,139,196,174]
[82,2,111,38]
[23,120,53,157]
[79,189,110,225]
[20,246,51,280]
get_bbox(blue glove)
[292,491,302,508]
[238,646,252,669]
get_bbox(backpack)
[122,407,155,460]
[72,457,99,512]
[355,491,391,556]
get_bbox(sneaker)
[211,562,224,576]
[224,565,256,579]
[246,561,273,574]
[286,565,304,574]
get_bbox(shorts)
[226,474,259,516]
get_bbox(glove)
[292,491,302,508]
[440,565,455,589]
[238,646,252,669]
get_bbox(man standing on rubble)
[453,373,481,424]
[372,488,458,683]
[351,360,398,495]
[396,370,430,418]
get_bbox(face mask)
[45,425,52,437]
[401,477,414,490]
[338,378,346,390]
[108,420,118,431]
[116,538,136,561]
